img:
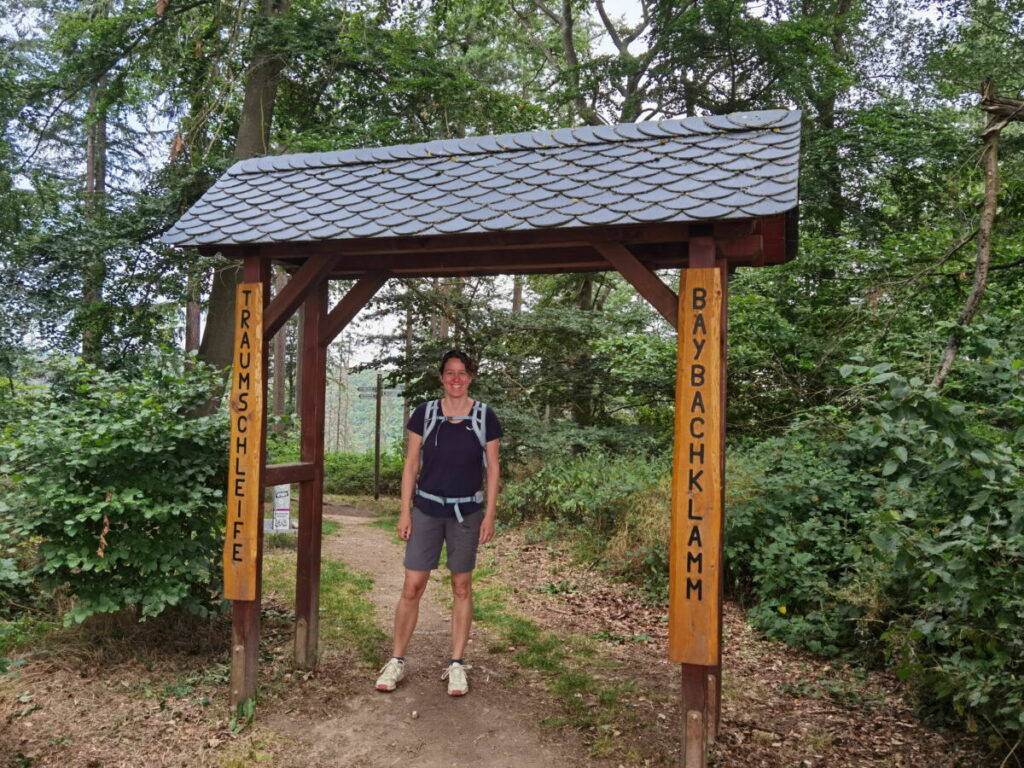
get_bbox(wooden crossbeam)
[214,223,695,261]
[319,272,389,347]
[594,242,679,329]
[263,462,315,486]
[717,235,762,261]
[263,254,337,340]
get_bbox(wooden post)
[713,255,728,742]
[671,237,726,766]
[295,278,328,670]
[229,254,269,709]
[374,373,383,500]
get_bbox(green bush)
[0,353,229,624]
[727,365,1024,742]
[502,451,666,535]
[323,451,404,496]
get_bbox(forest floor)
[0,497,998,768]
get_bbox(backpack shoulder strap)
[419,400,442,468]
[421,399,441,443]
[471,401,489,468]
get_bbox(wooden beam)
[295,280,327,670]
[717,235,762,261]
[759,215,787,265]
[672,259,727,765]
[689,236,716,269]
[230,253,269,710]
[319,272,389,347]
[594,242,678,329]
[263,254,336,340]
[195,214,798,281]
[213,222,696,262]
[263,462,315,486]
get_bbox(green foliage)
[322,451,404,496]
[0,353,229,624]
[727,363,1024,740]
[275,10,547,152]
[503,451,666,535]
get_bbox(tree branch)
[894,228,978,287]
[930,87,1002,392]
[525,0,561,27]
[594,0,626,54]
[508,2,563,70]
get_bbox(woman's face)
[440,358,473,399]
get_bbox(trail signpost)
[224,283,265,602]
[671,256,726,764]
[357,375,401,499]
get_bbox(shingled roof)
[164,110,799,249]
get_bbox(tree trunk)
[196,0,291,382]
[811,0,852,237]
[233,0,291,160]
[185,266,202,353]
[81,79,108,364]
[570,276,595,428]
[272,268,288,430]
[930,82,1017,391]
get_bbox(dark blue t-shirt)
[408,400,502,518]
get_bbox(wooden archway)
[166,109,801,767]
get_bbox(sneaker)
[442,661,471,696]
[375,658,406,692]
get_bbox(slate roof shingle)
[163,110,800,247]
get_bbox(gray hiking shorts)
[403,508,483,573]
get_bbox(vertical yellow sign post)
[670,267,724,767]
[224,283,264,602]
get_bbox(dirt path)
[0,500,996,767]
[261,503,605,768]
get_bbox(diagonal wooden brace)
[594,242,678,329]
[263,254,338,340]
[319,271,390,347]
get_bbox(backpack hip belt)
[414,488,484,523]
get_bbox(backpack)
[421,399,489,468]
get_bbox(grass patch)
[318,559,386,667]
[264,516,342,551]
[325,493,400,518]
[263,552,385,669]
[468,557,640,758]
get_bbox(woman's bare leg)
[450,571,473,659]
[392,569,430,657]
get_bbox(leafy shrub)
[0,353,228,624]
[323,451,404,496]
[503,451,666,534]
[0,522,31,618]
[727,364,1024,742]
[503,451,672,602]
[726,423,877,655]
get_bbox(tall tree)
[198,0,293,375]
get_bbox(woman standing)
[375,349,501,696]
